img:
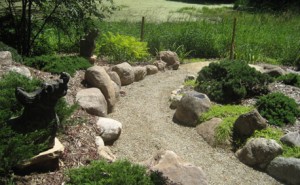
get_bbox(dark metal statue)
[80,29,99,58]
[8,72,70,149]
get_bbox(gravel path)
[108,62,281,185]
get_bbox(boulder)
[267,157,300,185]
[153,60,167,71]
[108,71,121,88]
[174,91,211,127]
[280,131,300,147]
[143,150,208,185]
[15,138,64,174]
[184,74,196,82]
[89,55,97,64]
[259,64,286,77]
[196,118,226,147]
[133,66,147,81]
[0,51,13,65]
[111,62,135,86]
[233,109,267,138]
[172,61,180,70]
[235,138,282,169]
[158,51,179,66]
[96,117,122,144]
[76,88,108,117]
[8,66,32,79]
[85,66,116,113]
[111,80,120,101]
[146,65,158,75]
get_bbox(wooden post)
[140,16,145,41]
[230,17,237,60]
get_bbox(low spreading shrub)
[0,72,77,176]
[276,73,300,88]
[66,160,156,185]
[196,60,272,103]
[96,32,150,63]
[256,92,300,126]
[24,55,91,76]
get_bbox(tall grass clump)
[99,7,300,65]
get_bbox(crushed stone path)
[108,62,281,185]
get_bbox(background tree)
[0,0,115,56]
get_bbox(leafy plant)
[96,32,150,63]
[256,92,300,126]
[66,160,154,185]
[183,79,197,88]
[277,73,300,88]
[24,55,91,76]
[196,60,272,103]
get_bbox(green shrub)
[66,160,154,185]
[24,55,91,76]
[196,60,272,103]
[96,32,150,63]
[256,92,300,126]
[276,73,300,88]
[0,41,22,63]
[0,72,77,176]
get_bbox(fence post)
[140,16,145,41]
[230,17,237,60]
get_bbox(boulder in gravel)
[153,60,167,71]
[96,117,122,144]
[158,51,179,66]
[259,64,286,77]
[85,66,116,113]
[267,157,300,185]
[236,138,282,169]
[133,66,147,81]
[146,65,158,75]
[15,138,64,173]
[111,80,120,101]
[233,109,267,138]
[196,118,229,147]
[174,91,211,127]
[108,71,121,88]
[172,60,180,70]
[111,62,135,86]
[280,131,300,147]
[143,150,208,185]
[0,51,13,65]
[76,88,108,117]
[169,94,183,109]
[95,136,116,162]
[8,66,32,79]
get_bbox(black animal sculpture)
[8,72,70,149]
[80,29,99,57]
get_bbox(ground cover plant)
[195,60,271,103]
[199,104,254,145]
[24,55,92,76]
[66,160,163,185]
[276,73,300,88]
[256,92,300,126]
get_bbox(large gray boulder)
[133,66,147,81]
[76,88,108,117]
[0,51,13,65]
[236,138,283,169]
[153,60,167,71]
[146,65,158,75]
[196,118,229,148]
[8,66,32,79]
[96,117,122,144]
[143,150,208,185]
[85,66,116,113]
[108,71,121,88]
[233,109,267,138]
[267,157,300,185]
[280,131,300,147]
[259,64,286,77]
[174,91,211,127]
[111,62,134,86]
[158,51,180,70]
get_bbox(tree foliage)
[0,0,115,56]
